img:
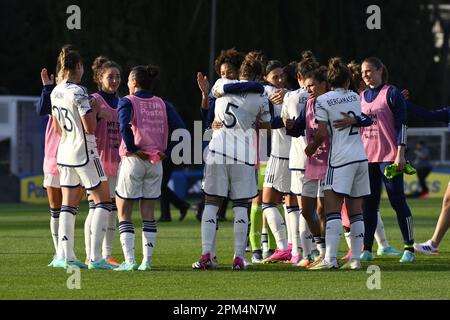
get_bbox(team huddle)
[39,44,446,272]
[194,48,423,271]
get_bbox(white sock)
[56,238,64,260]
[102,206,117,259]
[283,204,292,245]
[142,220,157,263]
[59,206,77,261]
[350,214,364,260]
[233,205,249,259]
[374,210,389,249]
[296,209,302,253]
[90,203,111,263]
[201,204,219,255]
[287,206,300,256]
[344,231,352,251]
[261,227,269,252]
[325,213,342,263]
[263,205,288,250]
[119,221,135,263]
[50,208,60,254]
[211,221,218,259]
[299,214,312,256]
[84,201,95,261]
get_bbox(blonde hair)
[57,44,82,75]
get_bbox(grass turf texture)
[0,198,449,300]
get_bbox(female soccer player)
[83,56,123,267]
[261,60,297,263]
[339,61,402,260]
[280,58,313,265]
[286,62,328,267]
[50,45,114,270]
[194,48,248,268]
[115,65,183,271]
[360,57,415,263]
[407,102,450,255]
[306,57,370,270]
[194,54,270,270]
[38,66,63,267]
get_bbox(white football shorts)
[115,156,163,200]
[323,161,370,198]
[263,155,291,194]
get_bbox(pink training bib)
[304,98,329,180]
[91,93,121,176]
[361,85,397,163]
[43,115,60,175]
[119,95,169,164]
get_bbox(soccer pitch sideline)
[0,199,449,300]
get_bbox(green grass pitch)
[0,198,449,300]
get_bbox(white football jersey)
[282,88,309,170]
[209,79,271,165]
[51,81,95,167]
[265,85,291,158]
[315,88,367,167]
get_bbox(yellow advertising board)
[20,175,48,204]
[382,171,449,199]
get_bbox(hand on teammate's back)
[283,117,295,130]
[269,89,286,105]
[333,112,357,130]
[305,143,318,157]
[41,68,55,86]
[212,119,223,130]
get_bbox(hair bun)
[301,50,314,61]
[92,56,109,72]
[328,57,342,68]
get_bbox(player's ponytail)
[327,57,351,88]
[239,52,263,81]
[92,56,109,87]
[130,64,159,90]
[58,44,82,75]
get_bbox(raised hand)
[197,72,210,96]
[41,68,55,86]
